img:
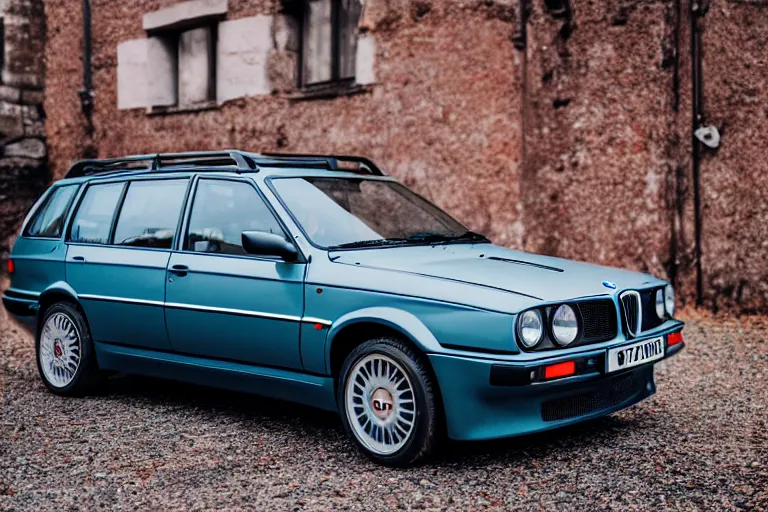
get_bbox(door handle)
[72,256,86,262]
[169,264,189,277]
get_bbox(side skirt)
[94,342,338,412]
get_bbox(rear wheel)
[36,302,103,396]
[338,337,442,467]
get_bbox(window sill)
[282,83,373,102]
[147,101,219,116]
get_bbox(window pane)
[70,183,124,244]
[338,0,361,80]
[186,180,285,256]
[25,185,79,238]
[113,180,188,249]
[178,27,214,105]
[304,0,333,84]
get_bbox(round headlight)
[518,310,544,348]
[655,289,666,319]
[665,285,675,318]
[552,304,579,346]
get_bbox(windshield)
[271,177,488,249]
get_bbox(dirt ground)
[0,291,766,510]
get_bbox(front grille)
[541,372,641,422]
[576,299,617,342]
[620,291,641,337]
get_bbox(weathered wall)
[696,1,768,313]
[44,0,525,246]
[33,0,768,313]
[0,0,48,259]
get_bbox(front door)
[164,178,305,370]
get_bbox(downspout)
[512,0,529,168]
[79,0,94,134]
[690,0,708,306]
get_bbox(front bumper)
[429,333,684,441]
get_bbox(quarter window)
[186,180,286,256]
[69,183,125,244]
[113,180,188,249]
[25,185,79,238]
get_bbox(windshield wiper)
[329,238,410,249]
[406,231,490,245]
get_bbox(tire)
[35,302,103,397]
[337,337,443,467]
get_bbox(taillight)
[7,259,14,274]
[667,331,683,347]
[543,360,576,380]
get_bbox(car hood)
[330,243,665,303]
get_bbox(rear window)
[24,185,79,238]
[69,182,124,244]
[112,179,188,249]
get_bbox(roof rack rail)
[259,153,385,176]
[66,150,257,178]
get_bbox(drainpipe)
[512,0,529,170]
[690,0,708,306]
[79,0,94,133]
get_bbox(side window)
[113,180,188,249]
[69,183,124,244]
[186,180,286,256]
[25,185,79,238]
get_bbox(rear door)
[164,177,305,370]
[66,177,190,350]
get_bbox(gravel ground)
[1,295,766,510]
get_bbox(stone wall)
[0,0,48,259]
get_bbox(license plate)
[607,337,664,373]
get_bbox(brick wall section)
[695,2,768,313]
[43,0,525,246]
[34,0,768,313]
[0,0,48,259]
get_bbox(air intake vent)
[620,291,642,338]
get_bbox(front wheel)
[338,338,442,467]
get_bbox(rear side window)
[24,185,79,238]
[185,179,285,256]
[112,180,188,249]
[69,182,124,244]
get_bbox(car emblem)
[602,281,617,289]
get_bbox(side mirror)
[241,231,299,262]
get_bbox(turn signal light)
[6,259,14,274]
[667,331,683,347]
[544,360,576,380]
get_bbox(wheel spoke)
[39,312,81,388]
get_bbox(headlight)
[655,289,666,319]
[552,304,579,346]
[518,310,544,348]
[664,285,675,318]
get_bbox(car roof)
[60,151,388,184]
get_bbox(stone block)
[5,138,46,159]
[0,85,21,103]
[20,89,45,105]
[117,39,149,110]
[144,0,228,31]
[178,27,214,105]
[216,16,273,102]
[0,102,24,139]
[355,33,376,86]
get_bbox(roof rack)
[66,150,257,179]
[65,150,386,179]
[260,153,385,176]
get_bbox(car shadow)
[101,373,636,469]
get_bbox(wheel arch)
[326,307,442,379]
[37,282,83,327]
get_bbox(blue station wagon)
[2,150,685,466]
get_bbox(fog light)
[543,360,576,380]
